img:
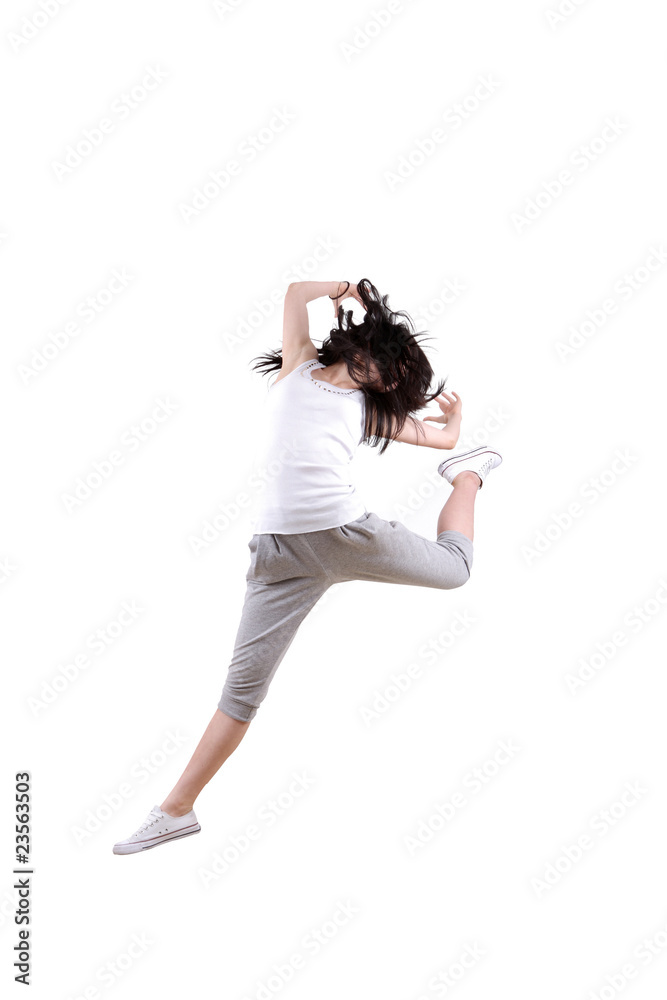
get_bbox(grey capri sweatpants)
[218,511,473,723]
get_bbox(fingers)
[426,392,460,425]
[438,391,460,405]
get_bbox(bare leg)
[437,471,481,541]
[161,709,251,816]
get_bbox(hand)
[332,282,366,313]
[423,391,462,425]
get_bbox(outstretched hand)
[423,391,462,424]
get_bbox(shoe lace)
[136,807,163,835]
[478,457,494,477]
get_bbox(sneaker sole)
[113,823,201,855]
[438,445,499,478]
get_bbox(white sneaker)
[438,446,503,489]
[112,805,201,855]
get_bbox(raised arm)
[282,281,356,366]
[283,281,361,363]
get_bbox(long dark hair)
[250,278,447,455]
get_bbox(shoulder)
[273,346,319,387]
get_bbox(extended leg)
[161,709,250,817]
[161,570,329,815]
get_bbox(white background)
[2,1,667,997]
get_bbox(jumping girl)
[113,278,502,855]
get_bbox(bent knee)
[442,564,471,590]
[438,548,472,589]
[436,536,472,589]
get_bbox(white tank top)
[249,358,368,534]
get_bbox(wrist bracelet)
[329,281,350,300]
